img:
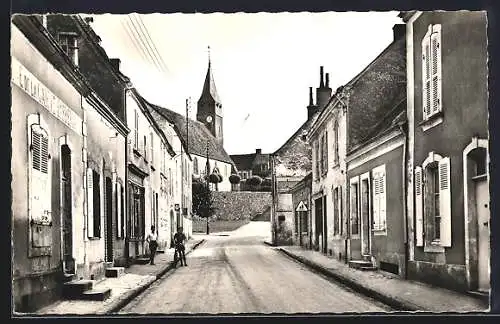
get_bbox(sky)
[90,12,402,155]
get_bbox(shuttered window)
[30,125,51,223]
[350,178,360,235]
[87,168,101,238]
[415,154,452,249]
[333,187,340,235]
[134,110,139,149]
[372,165,387,231]
[422,24,442,120]
[438,157,451,246]
[150,132,154,165]
[415,166,424,246]
[333,121,339,165]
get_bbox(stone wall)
[212,191,272,221]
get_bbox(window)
[415,153,451,248]
[150,132,154,165]
[333,120,339,164]
[134,111,139,149]
[422,24,442,120]
[30,123,51,224]
[314,140,320,179]
[333,186,342,235]
[350,178,360,235]
[319,133,328,175]
[87,168,101,238]
[58,32,78,65]
[372,165,387,232]
[193,157,199,175]
[143,135,147,160]
[168,168,173,196]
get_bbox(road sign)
[296,201,308,212]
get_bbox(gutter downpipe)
[399,122,409,279]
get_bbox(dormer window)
[58,32,79,66]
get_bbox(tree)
[192,180,216,234]
[229,174,241,184]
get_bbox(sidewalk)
[34,237,205,315]
[270,243,489,313]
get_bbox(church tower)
[197,46,224,146]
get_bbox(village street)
[118,221,391,314]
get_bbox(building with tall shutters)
[11,15,129,312]
[401,11,489,294]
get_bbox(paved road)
[119,221,391,314]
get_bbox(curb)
[277,248,422,312]
[263,241,275,247]
[102,239,206,314]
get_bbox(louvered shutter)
[87,168,94,238]
[372,176,380,230]
[415,166,424,246]
[422,28,432,119]
[431,24,442,114]
[325,131,328,171]
[380,172,387,230]
[40,134,51,223]
[116,182,121,238]
[150,132,154,164]
[439,157,451,247]
[31,130,43,222]
[134,111,139,148]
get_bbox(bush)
[229,174,241,184]
[246,175,263,186]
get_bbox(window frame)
[371,164,387,234]
[421,24,443,129]
[349,176,360,237]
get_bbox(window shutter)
[439,157,451,247]
[380,172,386,230]
[40,134,51,222]
[431,24,442,114]
[134,111,139,148]
[372,177,380,230]
[422,28,432,119]
[415,166,424,246]
[150,132,154,164]
[30,127,51,222]
[325,131,328,171]
[339,186,343,236]
[116,182,121,238]
[87,168,94,238]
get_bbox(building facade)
[270,67,330,246]
[231,149,272,191]
[290,173,313,249]
[402,11,489,293]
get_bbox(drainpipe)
[399,122,409,279]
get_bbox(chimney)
[256,149,262,155]
[307,87,318,120]
[316,67,332,110]
[320,66,325,88]
[393,24,406,41]
[110,58,121,71]
[308,87,314,106]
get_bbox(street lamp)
[205,115,212,235]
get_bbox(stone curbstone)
[103,239,206,314]
[277,247,423,312]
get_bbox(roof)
[230,152,271,171]
[345,36,406,150]
[199,61,221,103]
[139,95,235,167]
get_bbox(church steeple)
[197,46,224,146]
[199,45,221,104]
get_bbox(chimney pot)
[393,24,406,41]
[110,58,121,71]
[320,66,324,87]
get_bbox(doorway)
[361,177,371,256]
[314,197,323,252]
[60,145,74,274]
[105,177,113,262]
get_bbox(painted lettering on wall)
[11,57,82,134]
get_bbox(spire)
[199,45,220,103]
[320,66,325,88]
